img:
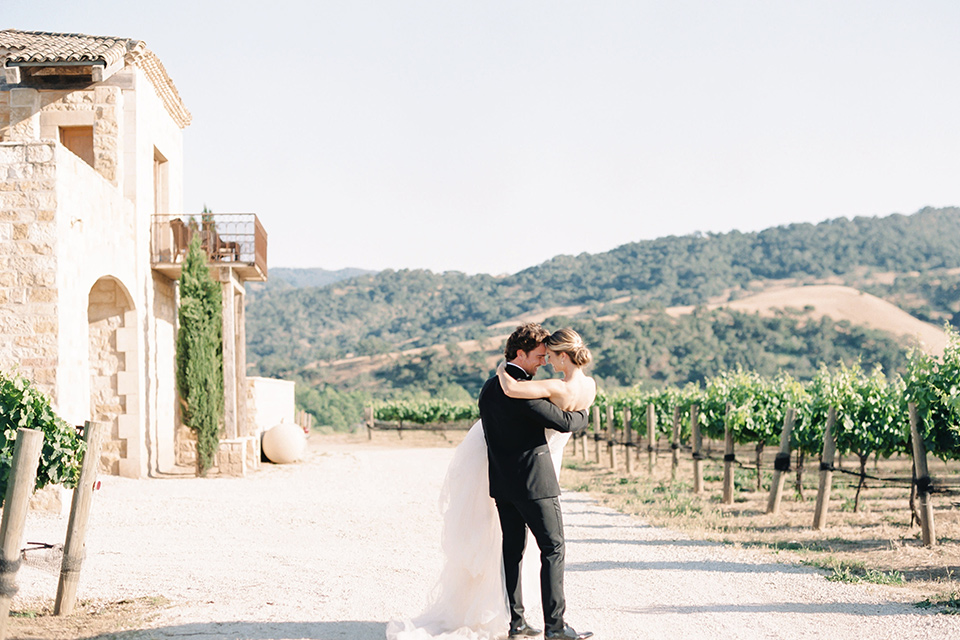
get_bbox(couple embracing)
[388,323,595,640]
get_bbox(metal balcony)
[151,214,267,282]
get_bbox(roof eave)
[4,57,127,84]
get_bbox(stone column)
[236,286,248,437]
[117,309,143,478]
[7,89,41,141]
[221,269,238,440]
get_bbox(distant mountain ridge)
[247,267,375,298]
[246,207,960,392]
[271,267,375,289]
[510,206,960,306]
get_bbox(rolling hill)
[246,207,960,396]
[667,284,947,355]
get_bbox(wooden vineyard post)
[671,406,681,481]
[592,406,601,464]
[570,429,579,457]
[0,428,44,639]
[295,409,313,433]
[721,404,735,505]
[56,421,107,615]
[580,407,597,460]
[633,407,641,464]
[766,408,796,515]
[607,405,617,469]
[908,403,936,546]
[646,404,657,473]
[812,407,837,530]
[623,408,633,474]
[579,421,586,460]
[577,430,585,457]
[691,404,703,494]
[363,407,374,440]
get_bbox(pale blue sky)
[7,1,960,275]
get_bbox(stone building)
[0,30,268,477]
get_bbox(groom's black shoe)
[545,625,593,640]
[509,621,543,638]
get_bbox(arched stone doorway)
[88,277,140,477]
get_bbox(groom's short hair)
[504,322,550,361]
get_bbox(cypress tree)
[176,232,224,475]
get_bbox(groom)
[478,323,593,640]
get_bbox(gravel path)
[15,438,960,640]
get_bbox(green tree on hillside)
[246,207,957,394]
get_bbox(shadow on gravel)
[568,536,720,547]
[564,522,648,529]
[628,602,923,616]
[567,559,809,574]
[74,620,385,640]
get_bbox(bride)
[386,328,596,640]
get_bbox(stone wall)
[88,282,126,475]
[176,427,260,478]
[0,58,214,480]
[126,65,183,217]
[2,88,41,140]
[216,436,260,477]
[176,423,196,469]
[0,140,59,392]
[87,277,136,476]
[0,91,9,135]
[53,145,137,431]
[37,84,124,187]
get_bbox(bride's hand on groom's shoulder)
[496,361,507,374]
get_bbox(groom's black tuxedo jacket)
[478,364,589,501]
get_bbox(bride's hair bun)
[545,328,591,366]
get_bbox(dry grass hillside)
[665,284,947,356]
[303,336,507,384]
[306,284,948,384]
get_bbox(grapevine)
[374,398,478,424]
[590,325,960,487]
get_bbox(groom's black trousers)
[495,496,566,632]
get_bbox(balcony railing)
[151,214,267,282]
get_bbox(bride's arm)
[497,362,567,402]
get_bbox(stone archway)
[88,277,140,477]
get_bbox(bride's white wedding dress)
[386,421,571,640]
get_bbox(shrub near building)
[0,370,84,502]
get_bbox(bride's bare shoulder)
[577,372,597,392]
[583,375,597,401]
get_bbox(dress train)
[386,421,570,640]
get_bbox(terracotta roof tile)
[0,29,191,128]
[0,29,135,65]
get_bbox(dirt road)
[13,436,960,639]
